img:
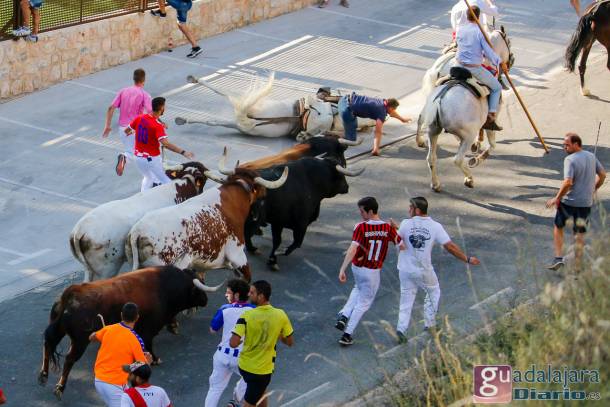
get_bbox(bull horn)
[183,174,196,186]
[164,164,184,171]
[335,164,365,177]
[338,137,363,147]
[315,153,327,159]
[192,278,224,292]
[218,147,235,176]
[254,166,289,189]
[203,170,227,184]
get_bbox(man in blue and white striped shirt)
[205,279,255,407]
[455,5,507,131]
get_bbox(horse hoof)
[468,157,479,168]
[38,371,48,386]
[470,142,481,154]
[53,385,64,401]
[464,178,474,188]
[416,141,427,149]
[581,88,591,96]
[431,184,441,193]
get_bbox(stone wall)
[0,0,317,100]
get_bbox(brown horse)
[565,0,610,95]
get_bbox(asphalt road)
[1,1,609,406]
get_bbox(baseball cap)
[122,361,151,380]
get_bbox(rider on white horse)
[451,0,498,38]
[455,5,506,131]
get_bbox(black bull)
[38,266,217,399]
[245,156,360,270]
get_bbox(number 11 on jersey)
[367,240,382,261]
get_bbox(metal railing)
[1,0,159,41]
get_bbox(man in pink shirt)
[103,69,153,176]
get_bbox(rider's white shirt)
[451,0,499,31]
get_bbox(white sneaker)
[12,26,31,37]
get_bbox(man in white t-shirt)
[120,362,171,407]
[391,197,480,343]
[205,279,254,407]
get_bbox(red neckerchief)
[125,387,147,407]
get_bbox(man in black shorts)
[546,133,605,269]
[229,281,294,407]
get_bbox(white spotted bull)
[125,151,289,282]
[69,162,212,282]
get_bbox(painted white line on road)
[237,29,287,43]
[152,53,223,71]
[42,133,76,147]
[310,7,409,28]
[279,381,332,407]
[469,287,515,311]
[7,248,53,266]
[236,35,314,66]
[0,247,27,257]
[0,116,63,136]
[66,80,116,94]
[0,176,99,207]
[379,332,426,358]
[378,24,425,45]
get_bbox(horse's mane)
[228,73,275,131]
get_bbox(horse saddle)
[435,66,490,100]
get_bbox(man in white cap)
[121,361,172,407]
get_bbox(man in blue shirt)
[323,93,411,156]
[455,6,507,131]
[205,279,254,407]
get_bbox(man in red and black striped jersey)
[335,196,405,346]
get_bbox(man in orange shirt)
[89,303,153,407]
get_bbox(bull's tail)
[44,299,66,370]
[565,11,595,72]
[69,233,96,282]
[127,232,140,271]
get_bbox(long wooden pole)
[462,0,549,153]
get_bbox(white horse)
[175,73,374,140]
[416,27,514,192]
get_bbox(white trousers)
[204,350,246,407]
[340,265,381,335]
[118,126,135,161]
[135,155,171,192]
[397,266,441,333]
[94,379,124,407]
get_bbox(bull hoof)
[267,262,280,271]
[468,157,479,168]
[464,178,474,188]
[152,358,163,366]
[38,371,48,386]
[53,385,64,401]
[254,227,264,236]
[166,323,179,335]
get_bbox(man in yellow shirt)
[89,303,153,407]
[230,281,294,407]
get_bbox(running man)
[102,69,152,176]
[89,303,153,407]
[125,97,194,191]
[391,197,479,343]
[229,281,294,407]
[205,279,253,407]
[335,196,405,346]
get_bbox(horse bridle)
[495,29,515,69]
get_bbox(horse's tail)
[69,231,97,282]
[127,231,140,271]
[44,298,67,370]
[565,11,595,72]
[229,73,275,131]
